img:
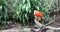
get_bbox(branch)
[34,15,60,30]
[45,15,56,26]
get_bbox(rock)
[46,30,54,32]
[1,29,22,32]
[0,28,32,32]
[54,30,60,32]
[22,28,31,32]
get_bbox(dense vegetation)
[0,0,59,29]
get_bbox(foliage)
[0,0,7,29]
[0,0,59,29]
[13,0,52,25]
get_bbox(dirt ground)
[50,11,60,27]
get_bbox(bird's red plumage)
[34,10,43,17]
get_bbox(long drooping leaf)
[13,0,59,26]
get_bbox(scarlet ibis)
[34,10,43,17]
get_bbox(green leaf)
[22,0,25,4]
[22,4,26,10]
[35,6,39,10]
[26,4,29,13]
[22,15,25,25]
[0,5,2,13]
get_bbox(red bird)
[34,10,43,17]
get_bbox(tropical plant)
[0,0,59,29]
[0,0,8,29]
[13,0,51,25]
